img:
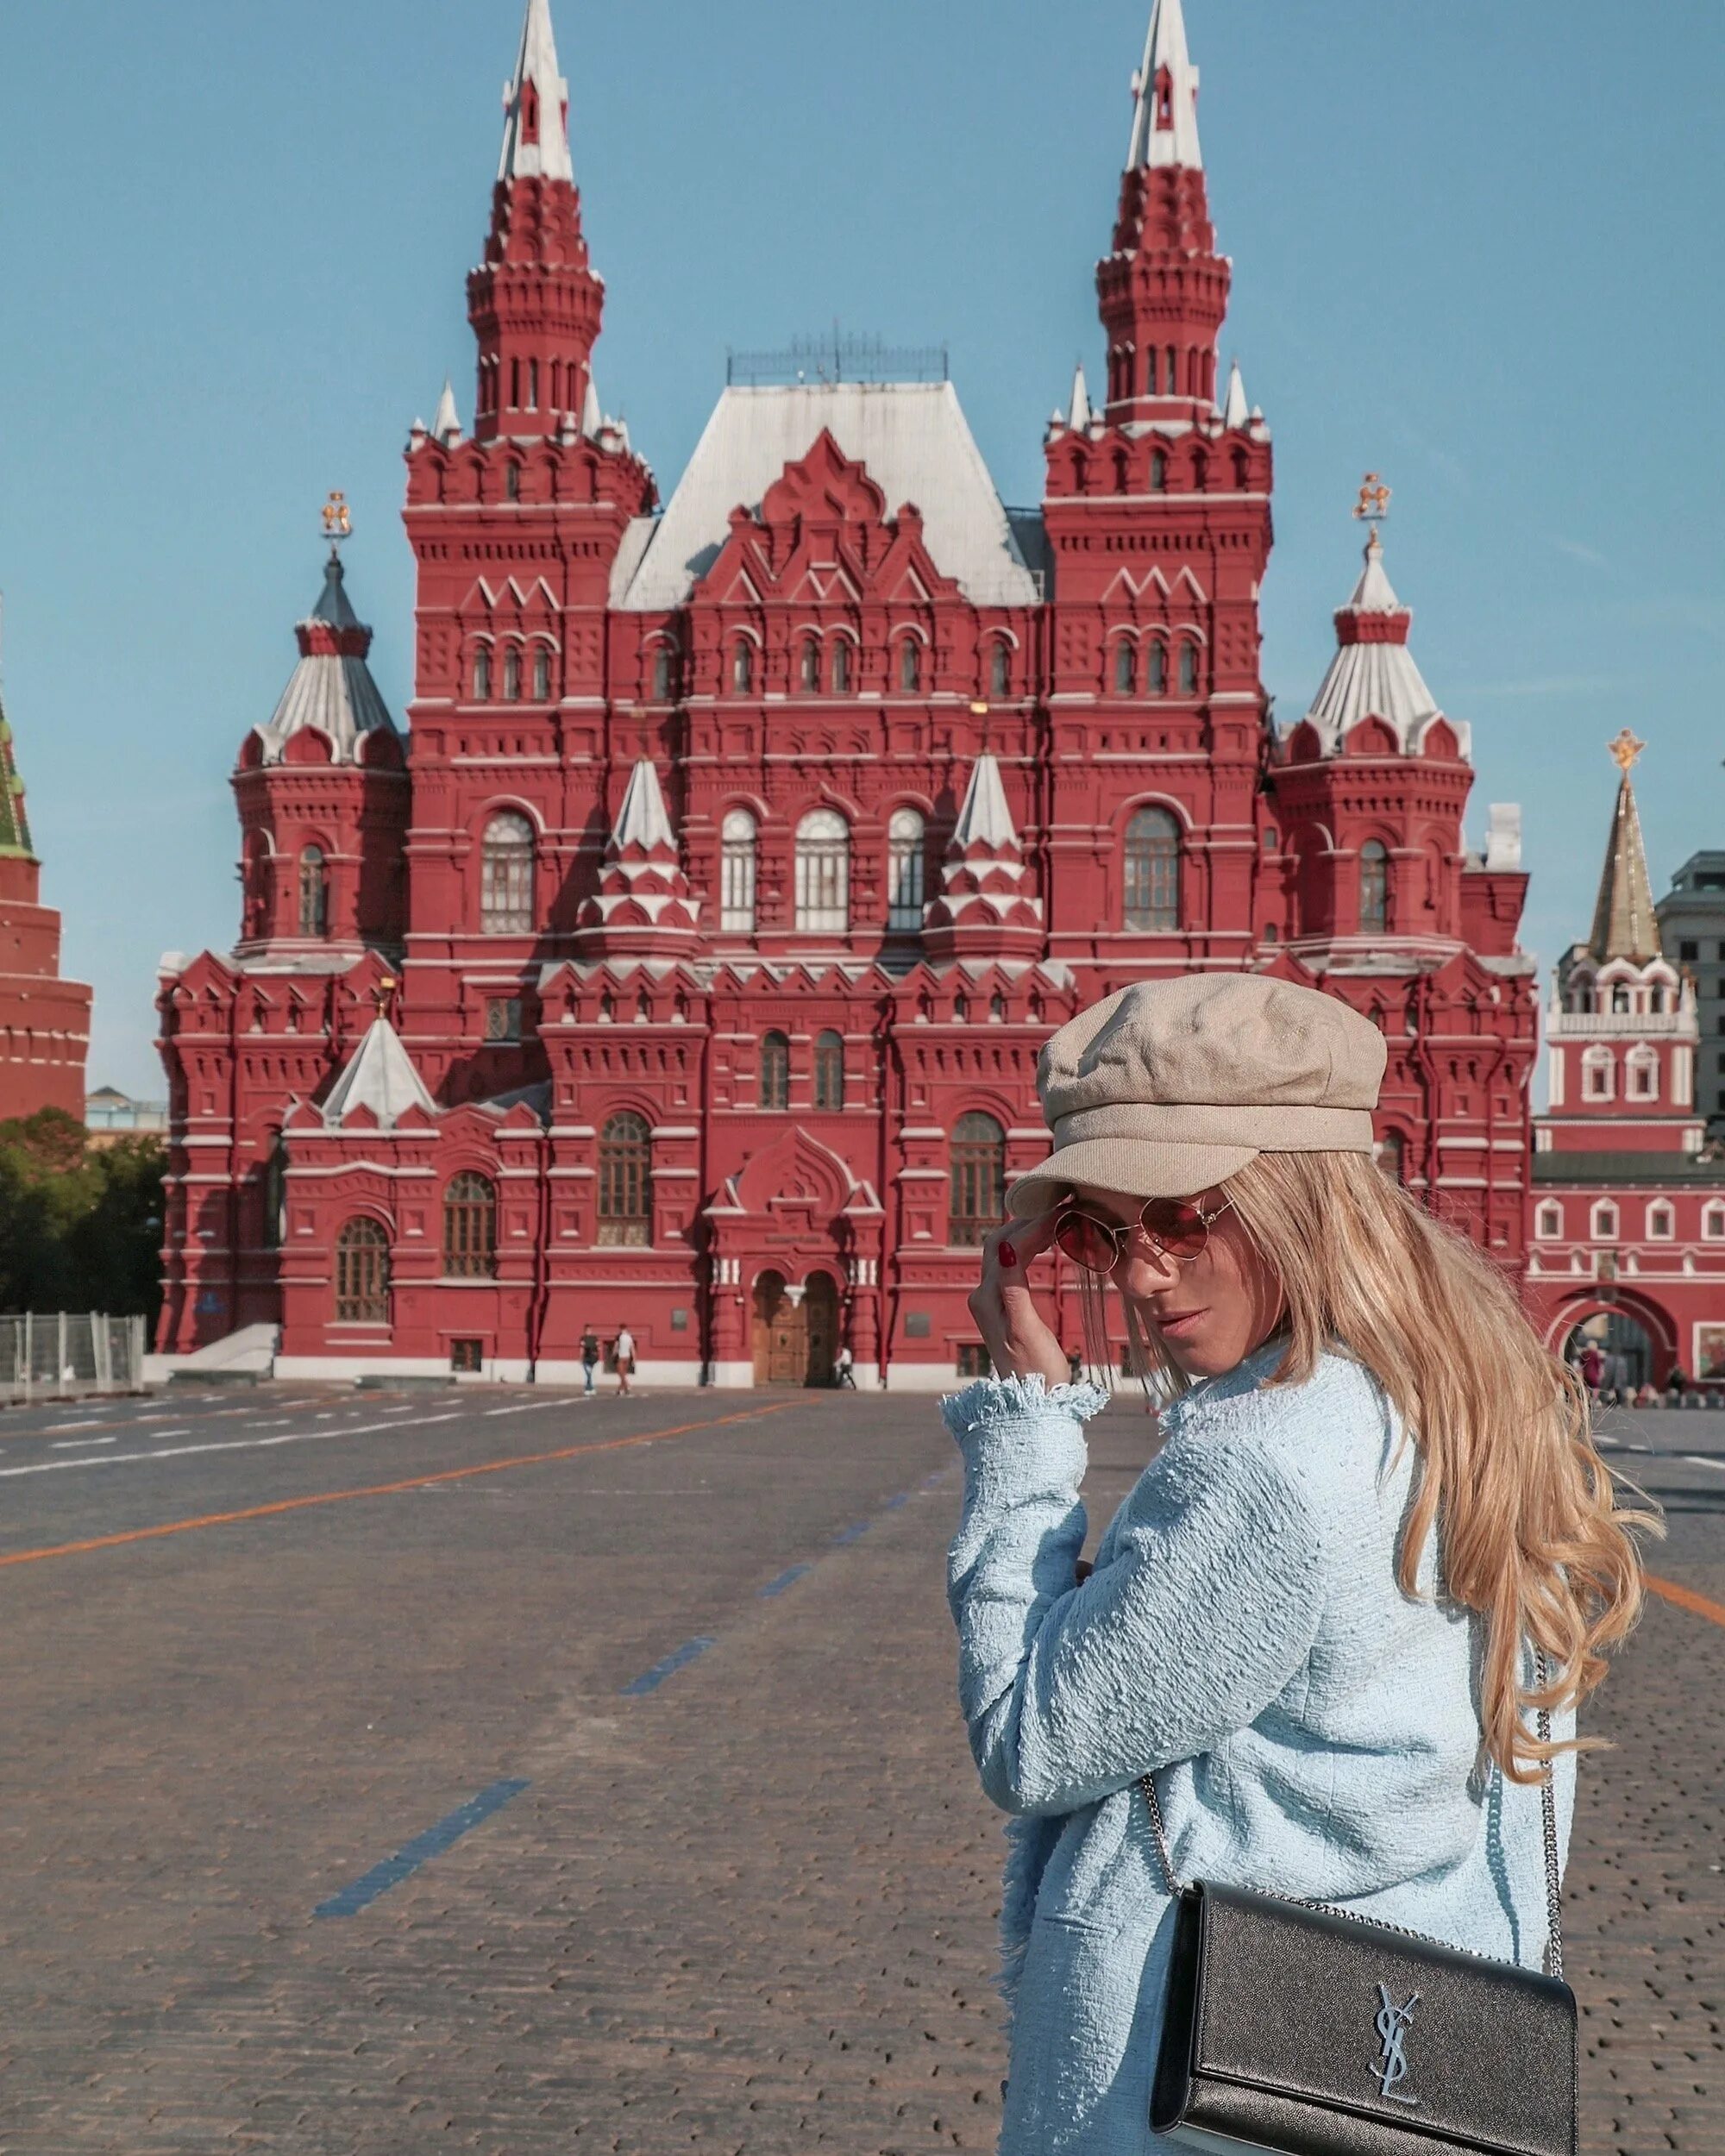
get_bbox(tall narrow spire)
[1067,362,1092,432]
[1220,357,1249,428]
[0,693,34,861]
[499,0,574,185]
[1588,732,1660,963]
[1126,0,1202,172]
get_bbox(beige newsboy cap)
[1007,974,1386,1219]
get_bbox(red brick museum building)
[156,0,1540,1386]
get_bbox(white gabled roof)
[322,1017,436,1128]
[499,0,574,185]
[1126,0,1202,172]
[613,381,1042,611]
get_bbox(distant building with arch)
[155,0,1539,1387]
[1529,735,1725,1388]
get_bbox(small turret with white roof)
[576,758,700,956]
[922,754,1044,960]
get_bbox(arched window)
[900,638,920,693]
[732,639,754,693]
[800,636,820,692]
[532,645,551,700]
[652,642,674,700]
[1628,1050,1659,1101]
[950,1112,1007,1246]
[1591,1200,1619,1243]
[813,1030,844,1110]
[596,1112,651,1246]
[1536,1203,1562,1240]
[442,1172,497,1278]
[1113,640,1136,694]
[1583,1048,1615,1100]
[1647,1201,1675,1240]
[298,846,329,938]
[1610,983,1631,1013]
[831,639,852,694]
[503,648,522,701]
[1359,840,1390,935]
[795,809,849,932]
[505,461,521,501]
[887,806,925,931]
[760,1031,790,1111]
[1705,1203,1725,1243]
[720,807,757,932]
[1123,807,1180,931]
[335,1217,390,1324]
[1164,349,1179,395]
[260,1132,286,1250]
[480,812,535,935]
[473,647,492,700]
[1146,641,1167,694]
[1151,450,1168,492]
[989,642,1010,697]
[1178,640,1199,695]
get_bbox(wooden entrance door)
[803,1273,839,1387]
[751,1271,808,1388]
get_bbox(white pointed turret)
[1126,0,1202,172]
[322,1016,436,1129]
[1068,363,1093,433]
[1220,359,1249,429]
[580,373,602,437]
[576,760,700,953]
[433,379,461,445]
[950,753,1020,853]
[612,757,677,855]
[499,0,574,185]
[923,755,1044,958]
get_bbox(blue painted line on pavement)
[923,1470,948,1489]
[759,1563,813,1598]
[880,1492,910,1511]
[831,1520,873,1545]
[621,1635,716,1695]
[314,1777,529,1918]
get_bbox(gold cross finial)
[1609,727,1645,774]
[322,490,353,546]
[1353,472,1391,530]
[372,973,398,1019]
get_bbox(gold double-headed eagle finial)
[372,974,398,1020]
[322,490,353,546]
[1608,727,1645,774]
[1353,473,1392,529]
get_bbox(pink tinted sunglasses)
[1052,1193,1235,1275]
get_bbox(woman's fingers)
[971,1213,1070,1387]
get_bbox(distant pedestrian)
[1580,1343,1604,1397]
[1668,1364,1690,1407]
[614,1324,636,1396]
[580,1327,599,1397]
[835,1343,856,1389]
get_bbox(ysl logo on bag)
[1372,1984,1421,2105]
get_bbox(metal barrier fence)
[0,1313,148,1405]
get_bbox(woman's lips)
[1155,1307,1207,1338]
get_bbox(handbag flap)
[1185,1883,1576,2156]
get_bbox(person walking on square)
[580,1326,599,1397]
[835,1342,856,1389]
[613,1324,636,1396]
[943,975,1651,2156]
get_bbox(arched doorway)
[804,1273,840,1388]
[1566,1311,1656,1392]
[751,1271,806,1388]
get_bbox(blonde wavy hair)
[1107,1150,1654,1783]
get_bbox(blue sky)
[0,1,1720,1096]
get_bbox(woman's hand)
[968,1213,1070,1389]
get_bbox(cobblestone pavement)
[0,1384,1720,2153]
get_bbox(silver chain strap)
[1138,1651,1564,1981]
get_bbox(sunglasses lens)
[1055,1212,1118,1273]
[1140,1200,1209,1258]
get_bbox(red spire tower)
[1098,0,1228,418]
[0,668,91,1119]
[468,0,604,439]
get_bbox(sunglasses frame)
[1052,1192,1236,1275]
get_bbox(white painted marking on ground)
[482,1400,570,1417]
[52,1436,117,1449]
[1680,1455,1725,1473]
[0,1411,466,1479]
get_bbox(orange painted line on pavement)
[1646,1572,1725,1631]
[0,1402,799,1570]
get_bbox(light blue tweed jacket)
[944,1344,1576,2156]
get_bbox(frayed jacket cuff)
[941,1372,1111,1444]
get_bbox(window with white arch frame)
[1535,1202,1563,1240]
[1590,1199,1619,1242]
[1647,1200,1675,1240]
[480,812,535,935]
[887,807,925,931]
[1626,1046,1659,1101]
[795,809,850,932]
[1582,1046,1615,1101]
[719,808,757,932]
[1704,1202,1725,1242]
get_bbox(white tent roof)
[613,381,1041,611]
[499,0,574,185]
[1126,0,1202,172]
[322,1017,436,1128]
[950,754,1020,851]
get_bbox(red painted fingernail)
[999,1242,1018,1269]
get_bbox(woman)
[944,975,1648,2155]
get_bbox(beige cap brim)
[1006,1138,1259,1221]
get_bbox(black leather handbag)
[1144,1675,1577,2156]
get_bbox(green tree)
[0,1110,165,1319]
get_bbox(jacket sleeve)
[945,1376,1327,1818]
